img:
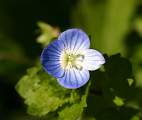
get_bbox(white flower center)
[60,50,84,70]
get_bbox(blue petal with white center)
[57,68,89,89]
[40,39,65,78]
[58,28,90,52]
[40,28,105,89]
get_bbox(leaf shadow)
[86,53,141,120]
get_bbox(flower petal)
[58,29,90,53]
[83,49,105,71]
[57,68,90,89]
[40,39,65,78]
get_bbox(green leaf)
[16,66,70,116]
[113,96,125,106]
[58,81,91,120]
[58,103,84,120]
[131,45,142,88]
[16,64,90,117]
[134,17,142,37]
[127,78,134,86]
[37,21,60,47]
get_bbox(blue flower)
[41,29,105,89]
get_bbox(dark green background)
[0,0,142,120]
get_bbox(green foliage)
[37,21,60,47]
[134,17,142,37]
[16,50,142,119]
[113,96,125,106]
[16,66,68,116]
[16,64,90,118]
[58,99,84,120]
[127,78,134,86]
[58,81,91,120]
[131,115,140,120]
[72,0,137,55]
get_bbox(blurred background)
[0,0,142,120]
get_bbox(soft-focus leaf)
[130,115,140,120]
[72,0,137,55]
[113,96,125,106]
[37,21,60,47]
[127,78,134,86]
[131,45,142,88]
[134,17,142,37]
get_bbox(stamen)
[60,50,84,70]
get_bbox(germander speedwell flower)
[41,29,105,89]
